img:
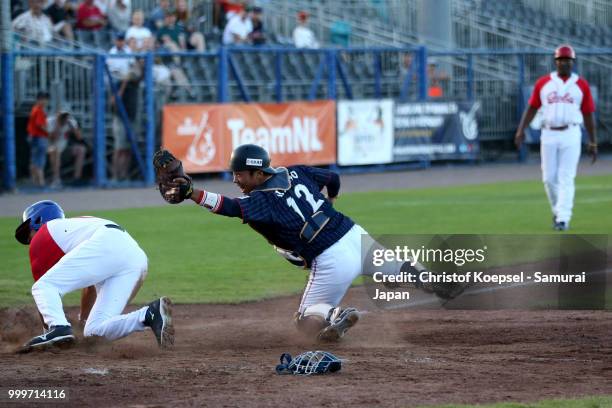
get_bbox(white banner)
[337,99,394,166]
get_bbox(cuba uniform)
[528,72,595,225]
[30,216,150,340]
[198,165,366,313]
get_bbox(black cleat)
[22,326,75,352]
[318,308,360,342]
[144,297,175,349]
[554,221,569,231]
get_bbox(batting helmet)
[554,44,576,60]
[15,200,65,244]
[229,144,280,174]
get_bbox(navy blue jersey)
[236,166,354,267]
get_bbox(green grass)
[1,174,611,308]
[422,395,612,408]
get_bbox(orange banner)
[162,100,337,173]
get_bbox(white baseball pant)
[298,224,368,313]
[31,226,149,341]
[540,125,582,224]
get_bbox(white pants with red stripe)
[31,227,149,341]
[298,224,367,313]
[540,126,582,224]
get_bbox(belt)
[105,223,125,232]
[547,124,578,131]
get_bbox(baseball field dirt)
[1,287,611,407]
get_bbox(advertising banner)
[162,100,336,173]
[393,101,480,162]
[337,99,394,166]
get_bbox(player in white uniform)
[515,44,597,231]
[14,200,175,352]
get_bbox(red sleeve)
[29,224,65,282]
[576,78,595,114]
[528,75,550,109]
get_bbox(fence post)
[1,51,15,191]
[218,47,229,102]
[93,53,107,186]
[274,51,282,102]
[326,50,336,100]
[467,53,474,101]
[144,52,154,185]
[374,51,382,98]
[517,53,527,162]
[417,45,427,101]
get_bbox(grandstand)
[2,0,611,189]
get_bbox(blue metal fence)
[2,46,611,191]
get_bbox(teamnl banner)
[337,99,395,165]
[162,100,336,173]
[361,234,611,310]
[393,101,480,162]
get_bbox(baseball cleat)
[21,325,75,352]
[318,308,360,342]
[554,221,569,231]
[144,297,175,349]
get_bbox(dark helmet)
[554,44,576,60]
[15,200,65,244]
[229,144,279,174]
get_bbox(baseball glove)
[153,149,194,204]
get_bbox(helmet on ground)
[554,44,576,60]
[229,144,279,174]
[15,200,65,244]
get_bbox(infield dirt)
[1,287,611,407]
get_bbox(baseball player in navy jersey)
[14,200,175,352]
[159,144,378,341]
[515,44,597,231]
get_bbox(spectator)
[214,0,244,28]
[293,11,319,49]
[174,0,205,51]
[155,12,194,99]
[107,35,141,183]
[175,0,189,22]
[47,109,87,187]
[107,0,131,34]
[156,8,185,51]
[222,7,252,45]
[248,6,265,45]
[75,0,106,31]
[147,0,171,33]
[427,60,449,99]
[126,9,154,51]
[12,0,54,45]
[107,32,136,79]
[44,0,75,41]
[26,91,50,187]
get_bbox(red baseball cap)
[554,44,576,59]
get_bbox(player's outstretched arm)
[187,187,243,218]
